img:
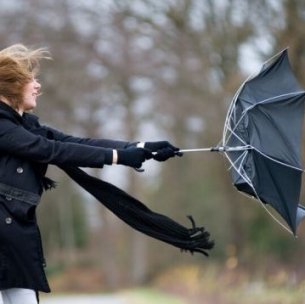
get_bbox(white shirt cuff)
[136,142,145,148]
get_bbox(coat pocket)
[0,184,40,223]
[0,195,37,223]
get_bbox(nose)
[34,79,41,90]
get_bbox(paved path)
[41,294,128,304]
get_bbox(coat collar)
[0,101,22,122]
[0,101,40,128]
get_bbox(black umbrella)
[180,49,305,234]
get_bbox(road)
[41,294,128,304]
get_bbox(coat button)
[16,167,24,174]
[5,217,12,224]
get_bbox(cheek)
[24,82,33,93]
[23,87,32,100]
[23,93,31,104]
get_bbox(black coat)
[0,101,130,292]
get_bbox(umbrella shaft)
[178,146,252,153]
[179,148,212,153]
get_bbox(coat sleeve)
[42,125,136,149]
[0,119,113,168]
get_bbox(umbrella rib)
[223,96,240,144]
[223,151,294,234]
[224,92,304,148]
[223,86,244,144]
[222,46,271,135]
[224,151,252,187]
[223,48,289,146]
[227,149,248,172]
[252,147,304,172]
[223,91,252,148]
[223,92,304,171]
[223,121,248,147]
[223,151,253,187]
[242,91,305,114]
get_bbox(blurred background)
[1,0,305,303]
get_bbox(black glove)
[145,141,178,152]
[117,147,152,168]
[145,141,183,162]
[152,147,175,162]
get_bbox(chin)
[29,101,37,109]
[24,104,36,112]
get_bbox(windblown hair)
[0,44,50,109]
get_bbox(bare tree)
[0,0,302,288]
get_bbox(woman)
[0,44,214,303]
[0,44,188,304]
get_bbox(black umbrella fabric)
[223,49,305,234]
[180,49,305,234]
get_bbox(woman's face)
[21,78,41,112]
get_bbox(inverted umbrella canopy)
[222,49,305,234]
[180,49,305,235]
